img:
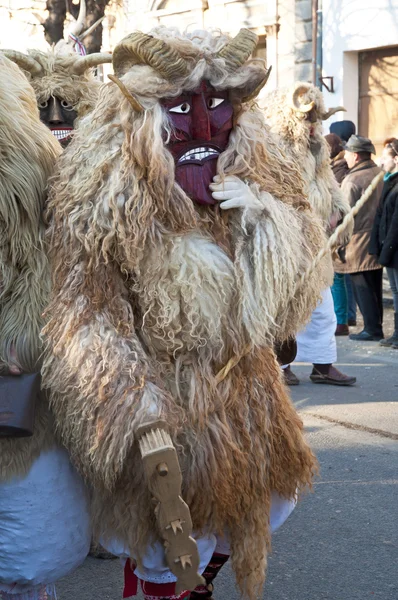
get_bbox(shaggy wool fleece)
[262,83,351,237]
[43,28,329,599]
[20,49,100,118]
[0,55,61,480]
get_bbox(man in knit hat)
[330,120,356,143]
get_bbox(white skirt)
[295,287,337,364]
[0,448,91,591]
[102,492,296,583]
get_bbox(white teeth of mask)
[51,129,72,141]
[179,147,219,163]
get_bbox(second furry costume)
[263,82,350,231]
[263,83,355,384]
[0,55,90,600]
[43,29,330,599]
[2,1,111,146]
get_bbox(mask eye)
[207,98,225,109]
[38,100,49,109]
[60,100,74,111]
[169,102,191,114]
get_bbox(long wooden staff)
[296,170,384,289]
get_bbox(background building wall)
[322,0,398,145]
[294,0,313,82]
[0,0,125,53]
[0,0,47,51]
[124,0,313,92]
[0,0,314,94]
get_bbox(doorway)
[359,46,398,155]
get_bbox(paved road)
[57,308,398,600]
[292,307,398,437]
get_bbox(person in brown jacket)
[325,133,350,184]
[334,135,384,341]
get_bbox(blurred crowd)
[326,123,398,348]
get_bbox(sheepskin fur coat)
[42,28,330,599]
[0,55,61,481]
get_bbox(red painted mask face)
[161,81,234,205]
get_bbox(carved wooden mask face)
[38,96,77,147]
[162,81,234,205]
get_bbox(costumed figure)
[42,28,331,600]
[2,0,112,146]
[2,0,113,561]
[263,82,356,386]
[0,55,91,600]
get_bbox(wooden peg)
[157,462,169,477]
[166,519,184,535]
[175,554,192,570]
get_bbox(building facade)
[2,0,398,150]
[321,0,398,152]
[0,0,316,93]
[0,0,125,54]
[123,0,316,92]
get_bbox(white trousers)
[295,287,337,364]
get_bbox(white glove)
[8,345,21,375]
[210,175,264,211]
[328,210,341,232]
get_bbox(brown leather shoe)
[335,324,349,336]
[310,365,356,386]
[283,365,300,386]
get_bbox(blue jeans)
[331,273,348,325]
[346,274,357,322]
[386,267,398,312]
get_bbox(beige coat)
[334,160,383,274]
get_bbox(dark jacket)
[334,159,383,274]
[369,172,398,269]
[331,151,349,184]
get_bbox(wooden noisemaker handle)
[137,422,205,594]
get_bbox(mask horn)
[112,32,189,80]
[292,83,315,113]
[79,16,105,41]
[216,28,259,71]
[73,53,113,75]
[108,74,144,113]
[67,0,87,39]
[322,106,347,120]
[242,66,272,103]
[1,50,43,76]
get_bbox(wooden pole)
[297,170,385,290]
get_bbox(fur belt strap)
[215,344,252,385]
